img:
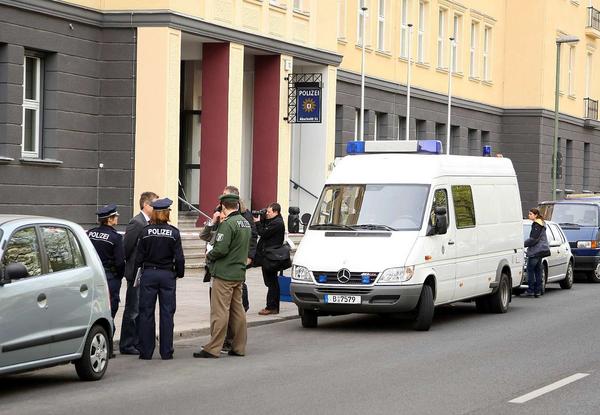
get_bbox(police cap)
[151,197,173,211]
[219,193,240,203]
[97,204,119,219]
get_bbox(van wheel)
[475,298,490,313]
[559,263,574,289]
[488,273,510,314]
[540,266,548,295]
[588,266,600,283]
[300,309,318,328]
[75,325,109,381]
[412,285,434,331]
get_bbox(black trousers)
[138,269,176,359]
[119,278,139,352]
[262,267,280,311]
[105,271,122,319]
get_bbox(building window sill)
[415,61,430,69]
[337,37,348,45]
[355,44,373,53]
[293,9,310,18]
[452,71,464,78]
[243,0,264,6]
[0,156,14,164]
[469,76,480,83]
[482,80,493,86]
[568,94,577,100]
[375,50,392,58]
[19,157,63,167]
[436,66,449,74]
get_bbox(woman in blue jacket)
[524,208,551,297]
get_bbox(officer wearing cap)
[194,193,251,358]
[135,198,185,360]
[87,204,125,319]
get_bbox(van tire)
[300,309,318,328]
[412,285,434,331]
[487,273,510,314]
[475,298,490,314]
[587,269,600,283]
[559,263,574,289]
[75,325,109,381]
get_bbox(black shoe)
[534,293,540,298]
[109,351,116,359]
[221,342,233,354]
[139,355,152,360]
[228,350,245,357]
[120,347,140,355]
[161,355,173,360]
[521,291,534,297]
[193,350,218,359]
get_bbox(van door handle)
[448,240,455,245]
[37,293,48,309]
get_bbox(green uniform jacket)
[207,211,251,281]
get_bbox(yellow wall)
[227,43,245,189]
[134,27,181,223]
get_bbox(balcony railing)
[584,97,599,120]
[588,7,600,31]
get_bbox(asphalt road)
[1,282,599,415]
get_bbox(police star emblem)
[302,98,316,113]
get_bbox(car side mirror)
[434,207,448,235]
[549,240,561,247]
[5,263,29,281]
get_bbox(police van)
[290,140,524,330]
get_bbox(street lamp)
[446,36,455,155]
[552,35,579,200]
[359,5,368,142]
[405,23,413,141]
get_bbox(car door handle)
[448,240,455,245]
[37,293,48,309]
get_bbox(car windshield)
[522,223,531,239]
[311,184,430,231]
[540,203,599,227]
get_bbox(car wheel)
[412,285,434,331]
[488,273,510,314]
[588,265,600,283]
[540,265,547,295]
[300,308,318,328]
[75,325,109,381]
[559,262,574,289]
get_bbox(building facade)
[0,0,599,226]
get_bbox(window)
[565,139,573,188]
[41,226,85,273]
[585,52,592,97]
[429,188,449,231]
[452,185,476,228]
[397,115,407,140]
[338,0,347,39]
[400,0,410,58]
[437,8,447,68]
[417,1,426,63]
[2,227,43,277]
[377,0,386,50]
[483,26,491,81]
[568,45,575,96]
[469,21,479,77]
[22,55,42,158]
[373,112,379,141]
[468,128,479,156]
[357,0,370,46]
[293,0,302,11]
[584,142,591,190]
[451,14,461,72]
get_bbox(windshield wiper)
[310,223,356,231]
[558,222,581,227]
[353,224,397,231]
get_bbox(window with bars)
[22,55,42,158]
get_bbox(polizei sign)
[296,82,322,123]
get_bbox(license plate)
[324,294,361,304]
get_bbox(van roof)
[327,154,516,184]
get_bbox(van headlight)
[377,266,415,284]
[292,265,313,282]
[577,241,598,249]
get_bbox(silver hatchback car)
[0,215,113,380]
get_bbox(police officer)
[135,198,185,360]
[194,193,251,358]
[87,204,125,319]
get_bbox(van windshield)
[310,184,430,231]
[539,203,599,227]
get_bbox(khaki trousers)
[203,277,247,356]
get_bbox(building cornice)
[0,0,343,66]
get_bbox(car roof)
[0,214,77,228]
[540,199,600,205]
[522,219,558,226]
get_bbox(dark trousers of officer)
[119,279,139,352]
[138,269,176,359]
[105,271,122,319]
[527,256,543,294]
[261,267,280,311]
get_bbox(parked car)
[519,220,574,294]
[538,199,600,282]
[0,215,113,380]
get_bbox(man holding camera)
[254,203,285,315]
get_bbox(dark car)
[538,199,600,282]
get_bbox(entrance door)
[179,110,201,209]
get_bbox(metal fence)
[588,7,600,31]
[584,97,599,120]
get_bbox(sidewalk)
[112,267,299,342]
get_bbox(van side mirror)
[4,263,29,281]
[434,207,448,235]
[300,213,311,233]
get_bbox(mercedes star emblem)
[337,268,351,284]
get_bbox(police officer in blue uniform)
[87,204,125,319]
[135,198,185,360]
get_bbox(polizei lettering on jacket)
[148,228,173,237]
[88,232,110,240]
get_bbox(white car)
[520,220,574,293]
[0,215,113,380]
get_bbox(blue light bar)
[318,274,327,283]
[482,145,492,157]
[361,274,371,284]
[417,140,443,154]
[346,141,365,154]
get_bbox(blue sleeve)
[114,233,125,278]
[174,230,185,278]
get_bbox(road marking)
[509,373,590,404]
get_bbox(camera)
[252,208,267,217]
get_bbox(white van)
[290,140,524,331]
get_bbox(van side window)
[40,226,82,273]
[1,227,43,277]
[430,189,448,227]
[451,185,476,229]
